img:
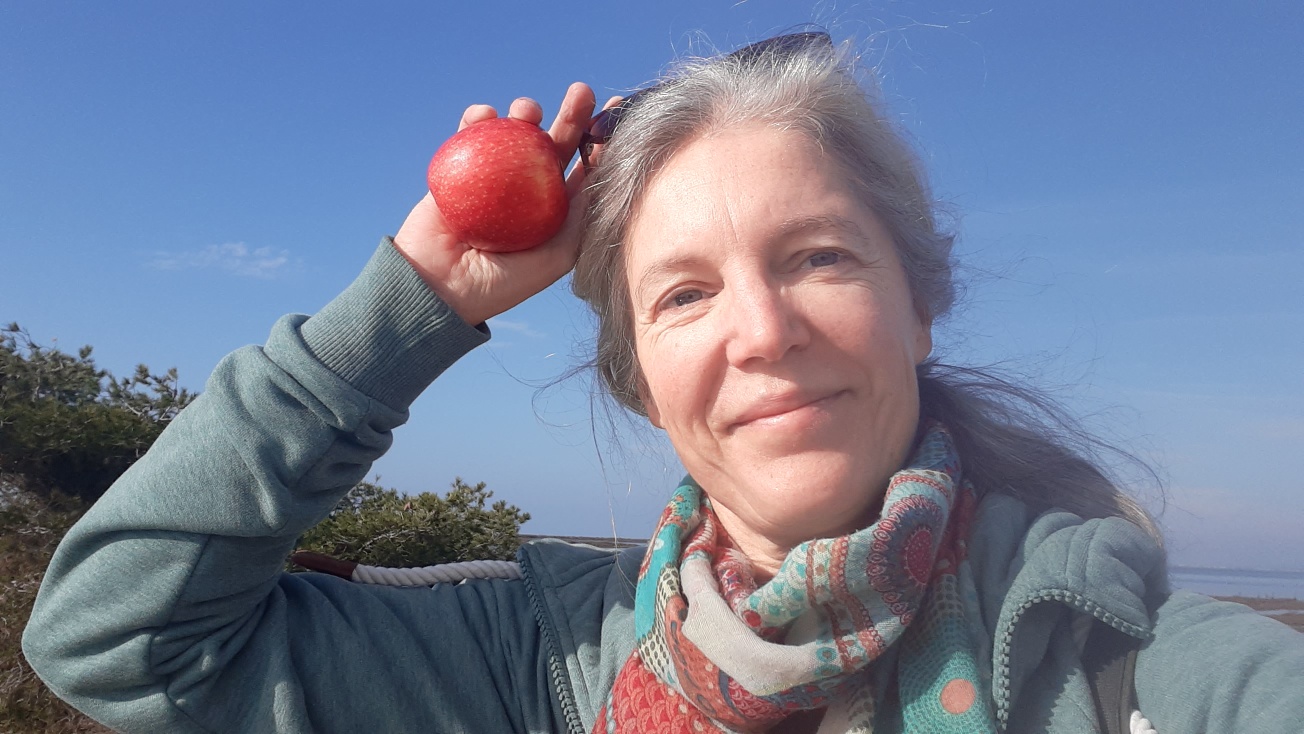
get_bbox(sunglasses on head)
[577,31,834,170]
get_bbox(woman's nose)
[722,278,811,366]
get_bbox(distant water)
[1170,566,1304,599]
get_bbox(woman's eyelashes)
[805,250,843,268]
[798,249,860,271]
[658,287,709,314]
[671,290,705,308]
[654,250,855,315]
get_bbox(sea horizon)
[1169,565,1304,600]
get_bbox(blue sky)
[3,2,1301,570]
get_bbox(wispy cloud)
[147,243,297,279]
[487,317,545,339]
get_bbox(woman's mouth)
[730,390,847,431]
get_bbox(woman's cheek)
[647,327,714,416]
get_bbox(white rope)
[351,559,523,587]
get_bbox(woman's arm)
[1136,590,1304,733]
[22,239,565,732]
[24,85,598,732]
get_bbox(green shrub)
[0,323,194,503]
[294,478,530,569]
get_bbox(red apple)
[427,117,568,252]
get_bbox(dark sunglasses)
[577,31,834,169]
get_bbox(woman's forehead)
[622,126,879,265]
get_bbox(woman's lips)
[729,390,846,430]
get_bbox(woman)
[24,31,1304,733]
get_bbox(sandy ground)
[1214,596,1304,633]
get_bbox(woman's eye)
[669,290,703,308]
[807,251,842,268]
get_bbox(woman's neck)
[709,499,876,585]
[708,504,795,584]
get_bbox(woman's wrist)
[299,237,488,410]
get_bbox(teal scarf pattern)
[594,423,996,733]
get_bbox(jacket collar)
[518,539,642,734]
[969,494,1167,728]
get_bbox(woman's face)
[624,126,932,550]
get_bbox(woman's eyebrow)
[774,214,868,243]
[633,254,703,306]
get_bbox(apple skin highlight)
[427,117,569,252]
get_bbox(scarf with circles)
[593,423,996,733]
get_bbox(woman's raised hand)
[394,82,597,326]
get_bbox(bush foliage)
[0,323,194,502]
[1,324,531,730]
[294,478,530,568]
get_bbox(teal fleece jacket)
[23,239,1304,733]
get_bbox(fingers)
[573,95,627,171]
[507,97,543,125]
[458,104,497,131]
[458,96,546,133]
[457,99,539,132]
[453,84,597,171]
[456,94,559,133]
[457,83,596,130]
[547,82,597,167]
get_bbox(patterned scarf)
[593,423,996,733]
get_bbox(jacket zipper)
[991,588,1149,731]
[521,557,586,734]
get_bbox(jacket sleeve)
[22,239,563,733]
[1136,590,1304,733]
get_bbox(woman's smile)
[726,388,848,434]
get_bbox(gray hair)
[571,32,1162,542]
